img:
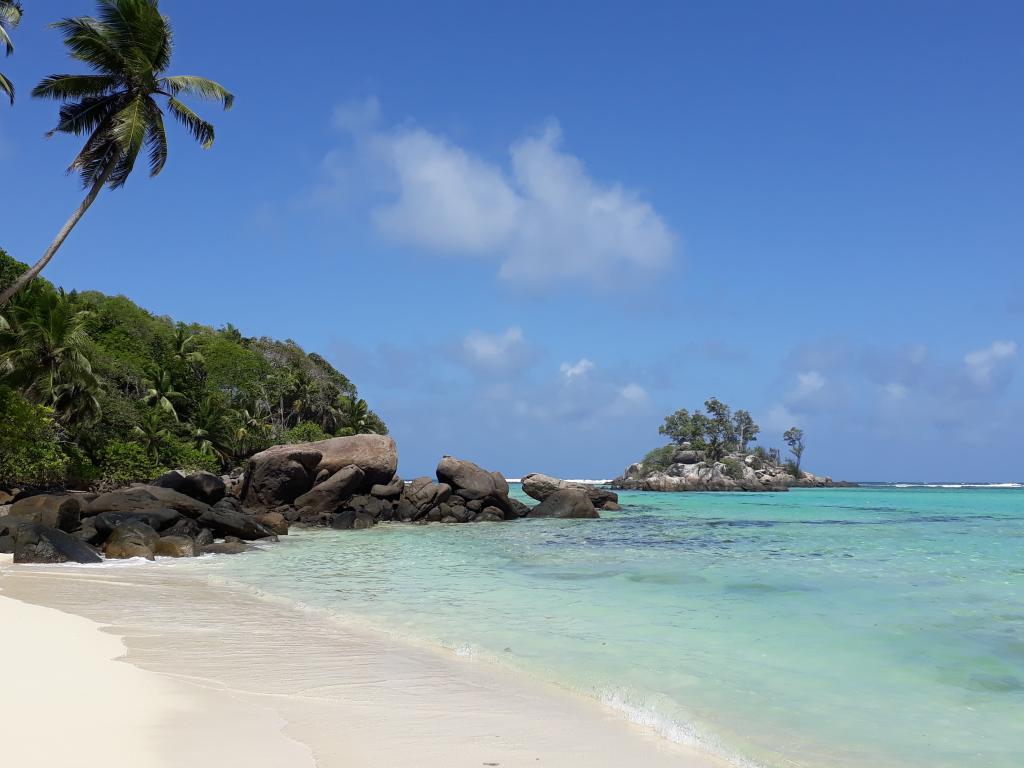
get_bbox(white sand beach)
[0,562,730,768]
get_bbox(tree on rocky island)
[0,0,234,306]
[784,427,805,472]
[733,409,760,451]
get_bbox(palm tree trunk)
[0,162,115,307]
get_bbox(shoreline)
[0,560,731,768]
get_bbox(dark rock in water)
[151,470,187,492]
[0,534,14,553]
[177,471,226,505]
[505,497,533,518]
[8,494,82,532]
[86,486,212,519]
[201,540,250,555]
[93,508,183,537]
[74,520,103,545]
[602,501,622,511]
[198,507,273,541]
[254,511,289,535]
[424,507,442,523]
[154,536,196,558]
[474,506,504,523]
[162,517,203,540]
[14,524,102,564]
[329,510,377,530]
[276,506,301,523]
[370,476,404,500]
[521,473,618,509]
[294,464,364,515]
[105,521,160,560]
[194,527,215,548]
[449,505,473,523]
[241,446,322,508]
[393,498,420,522]
[527,488,599,519]
[466,499,484,512]
[344,494,390,518]
[436,456,509,500]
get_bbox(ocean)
[179,485,1024,768]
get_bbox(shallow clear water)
[187,487,1024,768]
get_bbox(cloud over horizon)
[322,98,677,290]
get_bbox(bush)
[722,458,746,481]
[0,387,69,488]
[642,444,676,473]
[284,421,329,444]
[160,437,220,474]
[784,460,803,478]
[96,440,163,487]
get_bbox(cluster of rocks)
[1,433,619,566]
[611,445,855,492]
[241,436,606,528]
[0,469,282,564]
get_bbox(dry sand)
[1,562,730,768]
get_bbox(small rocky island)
[0,434,616,565]
[611,398,855,492]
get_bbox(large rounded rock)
[521,473,619,509]
[527,488,599,519]
[8,494,82,532]
[151,470,187,492]
[197,507,273,541]
[177,471,226,505]
[304,434,398,487]
[369,476,404,500]
[105,522,160,560]
[436,457,509,500]
[254,511,289,536]
[13,524,102,564]
[241,446,322,508]
[201,540,250,555]
[86,486,212,519]
[294,465,365,515]
[155,536,197,558]
[93,509,183,538]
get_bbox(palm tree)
[132,409,169,458]
[142,364,183,420]
[189,395,232,464]
[0,285,101,421]
[0,0,233,306]
[0,1,22,105]
[337,397,379,436]
[171,327,204,367]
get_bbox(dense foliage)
[0,250,386,489]
[653,397,802,467]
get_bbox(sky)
[2,1,1022,481]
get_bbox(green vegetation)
[651,397,805,472]
[784,427,806,473]
[0,1,22,104]
[0,0,233,306]
[0,250,386,489]
[641,445,676,473]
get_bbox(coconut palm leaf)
[0,0,232,305]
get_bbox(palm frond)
[165,96,214,148]
[0,71,12,105]
[161,75,233,109]
[51,16,124,74]
[143,95,167,176]
[33,74,120,101]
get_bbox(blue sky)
[2,1,1022,480]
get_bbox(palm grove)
[647,397,807,476]
[0,1,385,489]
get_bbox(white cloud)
[793,370,826,398]
[881,382,908,400]
[330,102,676,290]
[963,340,1017,392]
[460,327,528,372]
[619,383,648,403]
[560,357,596,381]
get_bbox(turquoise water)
[193,487,1024,768]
